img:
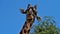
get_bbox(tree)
[30,16,60,34]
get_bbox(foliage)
[30,16,60,34]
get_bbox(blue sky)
[0,0,60,34]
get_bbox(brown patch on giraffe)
[27,15,32,19]
[24,29,26,33]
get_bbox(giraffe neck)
[20,15,35,34]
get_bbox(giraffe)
[19,4,41,34]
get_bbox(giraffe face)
[26,5,37,20]
[28,6,36,15]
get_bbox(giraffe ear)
[27,4,30,9]
[20,8,24,13]
[34,5,37,10]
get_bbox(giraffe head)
[26,4,37,20]
[26,4,37,15]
